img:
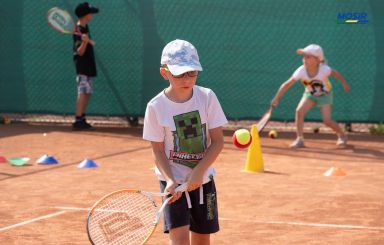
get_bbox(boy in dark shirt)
[72,2,98,130]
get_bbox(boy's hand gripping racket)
[46,7,95,46]
[257,107,273,132]
[86,183,187,245]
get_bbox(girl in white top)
[271,44,350,148]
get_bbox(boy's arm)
[76,34,90,56]
[187,126,224,192]
[331,69,350,93]
[150,141,181,203]
[271,77,296,108]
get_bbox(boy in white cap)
[143,39,227,244]
[271,44,350,148]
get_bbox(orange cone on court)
[323,166,346,177]
[242,124,264,173]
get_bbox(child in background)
[72,2,99,130]
[271,44,350,148]
[143,39,227,245]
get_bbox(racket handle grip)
[175,183,188,193]
[156,183,188,222]
[159,183,187,213]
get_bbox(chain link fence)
[1,0,383,131]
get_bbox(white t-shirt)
[292,64,333,96]
[143,85,228,184]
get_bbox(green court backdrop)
[1,0,383,122]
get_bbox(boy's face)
[80,13,93,22]
[160,67,198,92]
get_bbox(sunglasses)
[162,67,199,78]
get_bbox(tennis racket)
[46,7,95,46]
[87,183,187,244]
[257,107,273,132]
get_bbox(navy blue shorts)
[159,180,219,234]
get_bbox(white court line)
[0,211,67,232]
[55,206,90,211]
[220,217,384,231]
[54,206,384,231]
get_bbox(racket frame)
[257,107,273,132]
[86,183,187,244]
[46,7,95,45]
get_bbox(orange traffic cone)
[242,124,264,173]
[323,167,346,177]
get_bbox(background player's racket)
[46,7,95,46]
[87,183,187,244]
[257,107,273,132]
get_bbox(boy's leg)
[75,75,93,116]
[190,180,218,245]
[160,180,219,245]
[191,232,210,245]
[159,181,191,244]
[169,225,190,245]
[75,93,91,117]
[189,180,219,234]
[73,93,92,129]
[73,75,93,129]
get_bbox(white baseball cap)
[161,39,203,76]
[297,44,324,62]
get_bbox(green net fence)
[1,0,383,123]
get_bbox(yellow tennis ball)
[269,130,278,139]
[233,129,252,146]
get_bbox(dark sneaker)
[127,116,139,127]
[82,120,92,128]
[72,121,92,130]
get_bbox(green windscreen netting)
[1,0,383,122]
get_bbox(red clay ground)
[0,123,383,244]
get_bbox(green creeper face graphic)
[171,111,207,168]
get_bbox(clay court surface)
[0,123,383,244]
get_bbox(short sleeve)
[322,64,332,77]
[207,90,228,129]
[291,65,305,81]
[143,103,164,142]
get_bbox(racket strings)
[88,191,157,244]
